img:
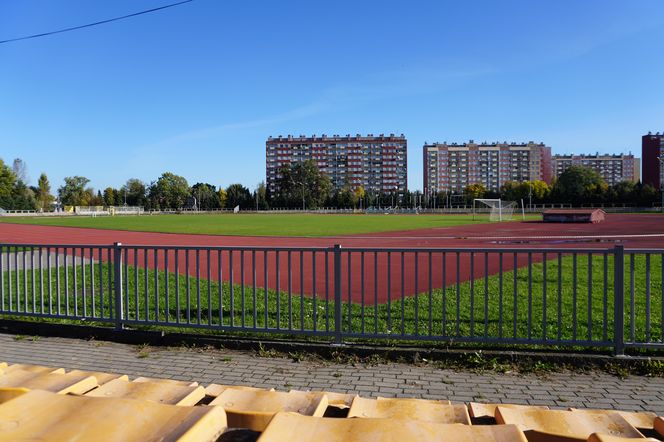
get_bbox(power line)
[0,0,195,45]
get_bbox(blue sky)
[1,0,663,192]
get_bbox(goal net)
[473,199,517,221]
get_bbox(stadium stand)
[0,361,662,441]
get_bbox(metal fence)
[1,243,663,354]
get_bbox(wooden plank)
[495,407,644,442]
[655,416,664,438]
[0,387,29,404]
[85,378,205,406]
[133,376,198,387]
[259,412,529,442]
[0,369,98,395]
[209,389,328,432]
[290,389,357,409]
[568,408,658,430]
[469,403,549,419]
[205,384,272,398]
[587,433,660,442]
[347,397,468,424]
[67,369,129,386]
[4,363,64,374]
[0,389,227,442]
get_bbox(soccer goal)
[472,199,517,221]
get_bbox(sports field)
[0,213,532,237]
[1,214,663,348]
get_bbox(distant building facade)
[266,134,407,195]
[423,141,552,194]
[551,153,640,186]
[642,132,664,190]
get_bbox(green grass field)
[0,213,536,237]
[2,254,662,349]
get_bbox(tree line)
[445,166,660,208]
[0,158,660,211]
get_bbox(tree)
[336,187,353,208]
[90,190,104,206]
[502,180,551,204]
[464,183,487,201]
[218,188,227,208]
[10,180,38,210]
[551,166,607,205]
[634,183,659,207]
[0,159,16,200]
[530,180,551,201]
[191,183,220,210]
[59,176,93,206]
[354,186,366,208]
[121,179,147,207]
[103,187,118,206]
[255,181,269,210]
[36,173,54,211]
[12,158,28,184]
[148,172,189,209]
[225,183,252,209]
[274,160,332,209]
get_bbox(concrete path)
[0,333,662,414]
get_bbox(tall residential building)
[423,141,552,194]
[266,134,407,195]
[642,132,663,190]
[551,153,640,186]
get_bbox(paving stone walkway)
[1,332,662,415]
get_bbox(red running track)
[1,214,663,304]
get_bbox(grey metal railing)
[1,243,663,354]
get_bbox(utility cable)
[0,0,194,44]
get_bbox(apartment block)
[551,153,640,186]
[266,134,407,195]
[423,140,552,194]
[642,132,664,190]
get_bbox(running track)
[1,214,663,303]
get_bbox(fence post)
[113,242,124,331]
[333,244,343,345]
[613,245,624,356]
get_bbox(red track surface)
[1,214,663,303]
